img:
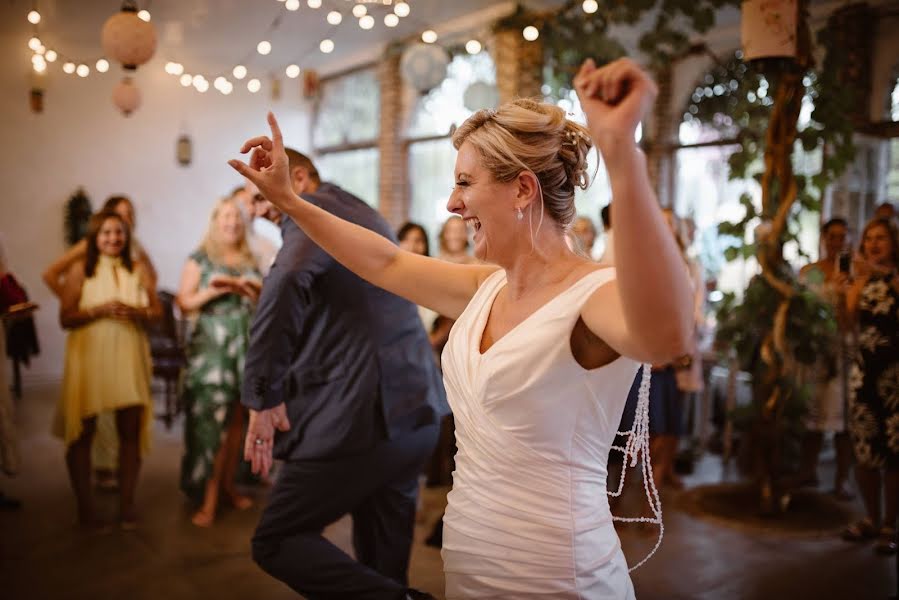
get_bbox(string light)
[307,0,321,7]
[195,79,209,93]
[63,62,76,74]
[45,49,57,62]
[76,64,89,77]
[96,58,110,72]
[319,38,334,53]
[35,44,46,55]
[582,0,599,14]
[27,10,41,24]
[394,2,410,17]
[352,5,366,17]
[257,40,272,55]
[465,40,482,54]
[247,78,262,93]
[523,26,539,41]
[421,30,438,44]
[214,76,228,90]
[28,37,42,52]
[384,14,399,27]
[285,0,300,11]
[286,64,300,78]
[33,61,46,73]
[137,10,151,22]
[359,15,375,30]
[327,11,342,25]
[180,74,192,87]
[232,65,247,80]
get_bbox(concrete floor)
[0,382,895,599]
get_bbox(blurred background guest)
[54,210,160,529]
[231,182,280,275]
[397,222,438,336]
[843,217,899,554]
[572,215,597,258]
[797,217,854,499]
[177,197,261,527]
[43,195,156,492]
[437,215,478,266]
[598,204,613,266]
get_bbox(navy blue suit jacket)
[242,183,449,460]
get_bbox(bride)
[231,58,693,599]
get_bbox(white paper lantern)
[101,1,157,70]
[112,77,141,115]
[463,81,499,112]
[400,43,450,94]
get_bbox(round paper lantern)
[101,1,157,70]
[400,43,449,94]
[112,77,141,116]
[463,81,499,112]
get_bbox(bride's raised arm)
[229,113,496,320]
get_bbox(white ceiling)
[2,0,566,78]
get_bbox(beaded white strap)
[607,363,663,572]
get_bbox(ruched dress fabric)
[441,268,640,599]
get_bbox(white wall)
[0,46,312,382]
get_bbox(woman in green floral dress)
[177,197,262,527]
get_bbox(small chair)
[148,290,186,429]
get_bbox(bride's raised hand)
[228,112,294,211]
[574,57,657,154]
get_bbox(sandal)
[875,527,898,555]
[842,519,878,542]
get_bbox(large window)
[407,53,497,247]
[888,76,899,200]
[316,148,380,208]
[313,68,380,207]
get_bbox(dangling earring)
[516,207,524,221]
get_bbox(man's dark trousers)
[251,423,439,600]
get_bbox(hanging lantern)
[740,0,798,61]
[112,77,141,116]
[302,69,320,100]
[400,43,449,94]
[176,134,192,166]
[101,0,157,70]
[463,81,499,112]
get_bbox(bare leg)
[193,404,245,526]
[798,431,823,486]
[65,416,97,525]
[855,465,883,527]
[833,432,853,496]
[115,406,143,526]
[221,404,253,510]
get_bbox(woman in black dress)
[843,217,899,555]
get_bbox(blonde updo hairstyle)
[451,98,593,231]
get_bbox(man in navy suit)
[241,148,448,600]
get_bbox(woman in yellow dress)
[54,210,161,528]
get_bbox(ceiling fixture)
[101,0,157,71]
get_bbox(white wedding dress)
[441,268,643,599]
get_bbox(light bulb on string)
[285,0,300,11]
[45,49,57,62]
[27,10,41,24]
[221,82,233,95]
[352,5,366,17]
[384,14,399,27]
[96,59,110,73]
[421,30,438,44]
[31,54,46,68]
[35,45,46,55]
[28,37,42,52]
[214,76,228,91]
[33,61,46,73]
[63,62,76,74]
[394,2,410,17]
[307,0,321,7]
[257,41,272,55]
[327,11,342,25]
[76,64,89,78]
[359,15,374,30]
[233,65,247,80]
[247,78,261,93]
[465,40,482,54]
[523,26,539,41]
[582,0,598,14]
[138,10,151,22]
[180,74,192,87]
[195,79,209,93]
[319,39,334,53]
[286,64,300,78]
